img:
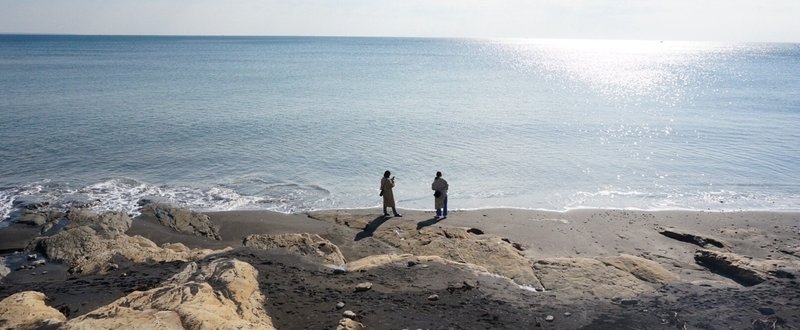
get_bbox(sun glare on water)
[488,38,727,106]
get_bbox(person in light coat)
[380,170,402,217]
[431,171,449,219]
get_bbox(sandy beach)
[1,204,799,329]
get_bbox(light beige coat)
[380,177,396,207]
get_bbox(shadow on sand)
[415,217,443,230]
[354,215,391,241]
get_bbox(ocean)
[1,35,799,221]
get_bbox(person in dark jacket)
[431,171,449,219]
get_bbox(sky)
[1,0,798,42]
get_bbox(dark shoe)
[394,213,402,217]
[384,213,390,217]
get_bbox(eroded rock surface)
[243,233,347,265]
[31,224,228,274]
[0,259,274,330]
[308,211,542,288]
[337,318,366,330]
[347,253,490,275]
[17,209,63,228]
[597,254,680,284]
[694,249,800,286]
[63,258,273,329]
[140,203,221,240]
[0,291,66,330]
[66,208,131,237]
[534,256,677,299]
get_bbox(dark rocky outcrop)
[695,249,767,286]
[693,249,800,286]
[16,209,63,227]
[139,203,221,240]
[65,208,131,237]
[658,227,725,248]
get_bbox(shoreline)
[1,204,798,328]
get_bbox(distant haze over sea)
[1,35,798,221]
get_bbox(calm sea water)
[1,35,799,221]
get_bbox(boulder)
[53,258,274,329]
[337,318,366,330]
[17,209,63,227]
[66,208,131,237]
[140,203,220,240]
[30,225,229,274]
[243,233,346,265]
[0,291,66,329]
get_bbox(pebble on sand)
[343,310,357,319]
[355,282,373,292]
[427,294,439,301]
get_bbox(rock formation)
[0,291,66,330]
[140,203,221,240]
[597,254,680,284]
[337,318,366,330]
[243,233,347,265]
[534,255,678,299]
[694,249,800,286]
[658,227,725,248]
[0,259,275,330]
[29,209,229,274]
[65,208,131,237]
[16,209,63,228]
[308,211,542,288]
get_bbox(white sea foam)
[0,176,351,225]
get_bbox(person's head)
[384,170,391,178]
[436,171,442,178]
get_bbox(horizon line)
[1,32,797,44]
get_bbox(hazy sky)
[1,0,798,42]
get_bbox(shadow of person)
[354,215,391,241]
[415,217,441,230]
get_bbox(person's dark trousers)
[436,196,448,217]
